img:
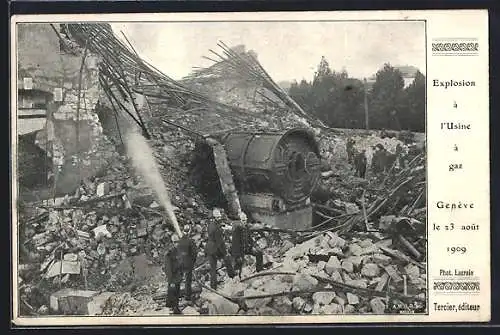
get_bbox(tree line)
[288,56,425,132]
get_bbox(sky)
[110,21,425,83]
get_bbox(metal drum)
[218,128,321,208]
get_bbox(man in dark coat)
[372,144,390,173]
[346,138,356,164]
[163,225,197,314]
[231,212,263,278]
[354,149,367,178]
[205,209,235,289]
[395,143,406,169]
[371,145,381,174]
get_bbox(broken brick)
[96,182,109,197]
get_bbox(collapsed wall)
[17,23,117,196]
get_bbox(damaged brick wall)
[17,23,116,196]
[96,88,150,150]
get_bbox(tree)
[317,71,363,128]
[337,77,365,128]
[289,57,366,128]
[313,56,332,84]
[404,70,426,132]
[289,79,313,114]
[309,57,335,123]
[289,59,424,131]
[368,63,405,130]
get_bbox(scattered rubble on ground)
[18,121,426,316]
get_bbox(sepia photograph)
[13,18,427,319]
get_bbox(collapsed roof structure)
[184,41,325,128]
[62,23,324,139]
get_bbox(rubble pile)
[95,207,426,316]
[145,99,306,141]
[184,76,275,112]
[315,129,425,208]
[184,41,323,130]
[210,229,426,315]
[18,125,426,316]
[182,73,305,131]
[17,133,207,315]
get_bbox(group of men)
[162,135,410,314]
[163,209,263,314]
[346,138,406,179]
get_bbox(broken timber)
[205,137,243,219]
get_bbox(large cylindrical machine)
[192,128,321,230]
[218,128,321,205]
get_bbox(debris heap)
[18,127,426,316]
[184,42,324,129]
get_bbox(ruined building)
[17,23,118,198]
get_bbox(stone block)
[292,273,318,291]
[86,292,115,315]
[324,256,342,275]
[361,263,380,278]
[341,260,354,273]
[200,290,240,315]
[96,182,109,197]
[312,291,336,305]
[243,288,272,309]
[370,297,386,314]
[50,289,97,314]
[346,292,359,305]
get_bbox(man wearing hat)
[371,144,388,174]
[354,149,367,178]
[163,224,197,314]
[205,208,235,289]
[376,144,391,173]
[346,138,356,164]
[231,212,264,278]
[395,143,407,170]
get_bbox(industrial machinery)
[192,128,321,230]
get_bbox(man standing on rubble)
[371,144,389,173]
[163,224,197,314]
[205,208,235,289]
[346,138,355,164]
[371,145,381,173]
[395,143,406,169]
[231,212,264,278]
[354,149,367,178]
[377,144,391,172]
